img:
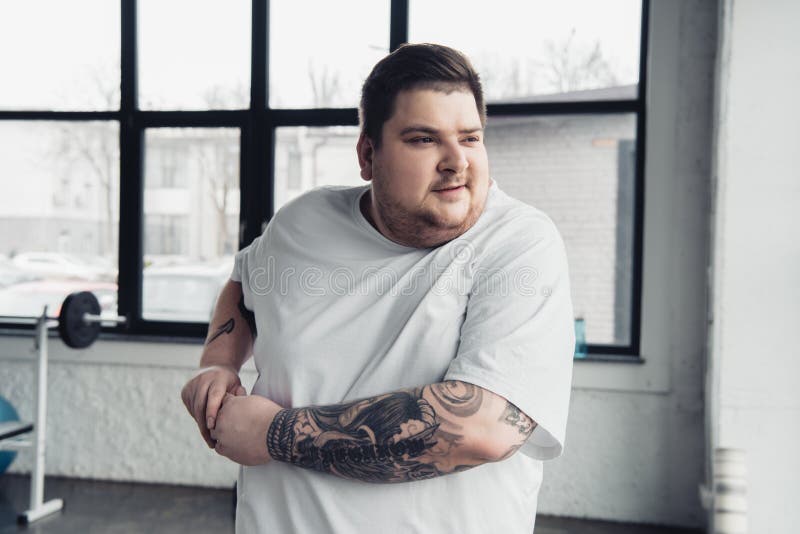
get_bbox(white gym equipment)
[0,292,126,524]
[0,309,64,524]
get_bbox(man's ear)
[357,132,375,182]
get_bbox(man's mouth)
[433,184,466,192]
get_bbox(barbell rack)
[0,292,127,524]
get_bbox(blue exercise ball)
[0,396,20,475]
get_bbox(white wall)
[538,0,714,526]
[708,1,800,533]
[0,0,717,528]
[0,340,256,488]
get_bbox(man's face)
[357,87,491,248]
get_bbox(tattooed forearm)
[266,381,532,484]
[267,390,443,482]
[429,381,483,416]
[207,318,234,345]
[499,402,536,436]
[237,295,257,337]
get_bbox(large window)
[0,0,647,357]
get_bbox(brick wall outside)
[486,114,636,344]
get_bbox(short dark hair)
[359,43,486,147]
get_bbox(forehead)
[385,88,482,131]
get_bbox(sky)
[0,0,641,111]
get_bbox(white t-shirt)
[230,181,574,534]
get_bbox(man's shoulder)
[274,184,366,222]
[480,185,562,243]
[455,184,569,275]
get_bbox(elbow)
[471,428,527,464]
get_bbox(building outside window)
[0,0,646,356]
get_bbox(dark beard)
[366,185,485,248]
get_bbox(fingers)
[196,417,216,449]
[192,379,211,424]
[209,403,228,455]
[214,437,225,457]
[205,382,228,430]
[194,384,214,448]
[180,382,193,413]
[181,367,243,449]
[189,380,215,447]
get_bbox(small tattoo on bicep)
[499,403,535,436]
[207,318,235,344]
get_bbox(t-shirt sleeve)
[443,217,575,461]
[229,230,268,313]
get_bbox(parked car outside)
[0,258,233,323]
[0,279,118,320]
[142,260,232,323]
[10,252,116,282]
[0,258,41,288]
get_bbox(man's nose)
[437,141,469,175]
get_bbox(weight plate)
[58,291,101,349]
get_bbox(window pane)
[274,127,362,210]
[143,128,239,322]
[486,114,636,345]
[138,1,251,110]
[0,122,119,319]
[0,1,120,110]
[269,1,390,108]
[409,0,641,103]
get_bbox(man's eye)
[463,136,481,143]
[410,137,435,144]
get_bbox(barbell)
[0,291,127,349]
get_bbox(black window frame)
[0,0,649,359]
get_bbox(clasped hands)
[180,365,284,466]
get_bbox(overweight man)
[181,43,575,533]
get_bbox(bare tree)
[196,84,248,257]
[308,59,342,108]
[202,81,249,110]
[542,29,618,93]
[477,31,620,100]
[478,52,531,101]
[50,60,120,257]
[191,133,239,257]
[52,122,118,255]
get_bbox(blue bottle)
[574,318,587,359]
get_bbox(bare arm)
[264,380,535,483]
[200,279,256,370]
[181,279,257,447]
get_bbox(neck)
[360,188,471,249]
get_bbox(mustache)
[431,178,469,191]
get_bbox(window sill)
[575,354,645,364]
[0,329,256,373]
[0,329,657,392]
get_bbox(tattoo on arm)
[499,403,536,436]
[429,381,483,416]
[207,318,234,345]
[266,381,533,484]
[205,296,256,346]
[268,390,441,482]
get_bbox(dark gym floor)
[0,474,704,534]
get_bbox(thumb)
[235,385,247,396]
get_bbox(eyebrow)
[398,125,484,136]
